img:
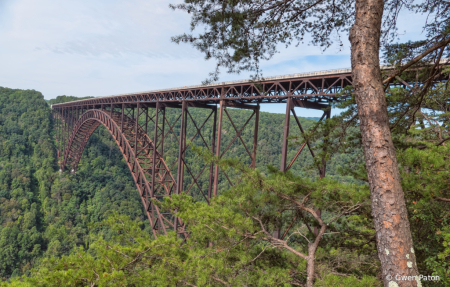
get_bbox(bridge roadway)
[52,67,353,109]
[51,60,449,238]
[50,58,450,109]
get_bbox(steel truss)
[51,62,450,238]
[52,99,324,238]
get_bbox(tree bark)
[349,0,420,286]
[306,251,316,287]
[306,223,326,287]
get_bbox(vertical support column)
[60,108,64,162]
[73,107,78,172]
[54,111,57,157]
[62,108,65,168]
[98,105,102,138]
[110,103,113,118]
[66,107,69,166]
[145,106,149,136]
[121,103,124,132]
[68,107,71,149]
[135,103,139,157]
[280,98,292,172]
[120,103,125,150]
[73,107,79,174]
[213,100,225,196]
[65,106,73,173]
[67,107,71,143]
[176,101,187,195]
[151,102,159,197]
[54,111,57,158]
[251,104,260,169]
[319,109,331,179]
[57,110,61,159]
[159,107,165,155]
[150,103,159,233]
[208,106,217,200]
[277,98,293,239]
[62,108,67,171]
[64,107,67,155]
[69,107,72,135]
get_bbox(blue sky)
[0,0,428,116]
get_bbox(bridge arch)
[60,109,182,238]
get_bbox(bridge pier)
[213,101,260,195]
[208,105,217,199]
[213,100,224,197]
[280,98,330,173]
[277,97,331,239]
[50,63,450,238]
[53,98,332,238]
[176,101,187,196]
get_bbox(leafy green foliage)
[295,74,450,286]
[2,213,185,287]
[5,165,380,286]
[314,274,381,287]
[161,154,379,286]
[1,83,449,286]
[46,96,93,106]
[0,88,357,281]
[0,89,146,280]
[169,0,417,83]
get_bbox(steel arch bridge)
[51,60,449,238]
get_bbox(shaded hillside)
[0,90,143,279]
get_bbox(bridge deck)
[51,58,449,235]
[51,59,449,109]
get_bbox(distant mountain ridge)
[303,117,321,121]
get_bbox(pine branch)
[383,37,450,86]
[211,276,230,286]
[435,196,450,202]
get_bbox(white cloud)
[0,0,430,101]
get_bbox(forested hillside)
[0,88,144,279]
[1,87,449,286]
[0,89,345,280]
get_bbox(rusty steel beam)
[50,61,450,241]
[278,102,332,239]
[183,107,216,201]
[251,104,260,169]
[213,100,224,196]
[208,107,217,199]
[52,77,448,110]
[280,98,292,172]
[51,73,356,109]
[169,100,219,203]
[59,109,181,238]
[319,110,331,179]
[51,60,450,110]
[211,101,261,193]
[151,103,160,196]
[176,101,187,195]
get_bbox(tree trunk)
[306,252,315,287]
[306,222,326,287]
[349,0,420,286]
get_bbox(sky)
[0,0,428,116]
